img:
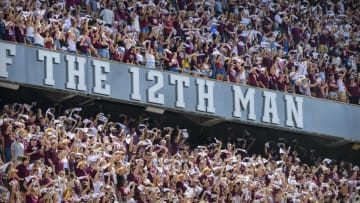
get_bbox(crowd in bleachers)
[0,102,359,202]
[0,0,360,104]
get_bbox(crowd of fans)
[0,0,359,104]
[0,102,359,202]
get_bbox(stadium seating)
[0,0,360,201]
[0,102,359,202]
[0,0,359,104]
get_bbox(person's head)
[349,77,355,84]
[43,168,51,177]
[2,124,12,135]
[51,140,58,149]
[30,185,40,196]
[58,170,65,178]
[130,46,136,53]
[7,168,18,178]
[261,68,266,74]
[76,161,86,169]
[22,156,30,165]
[30,137,37,145]
[204,57,209,63]
[329,74,335,80]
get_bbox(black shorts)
[19,180,26,192]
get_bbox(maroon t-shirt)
[185,42,193,55]
[328,79,337,92]
[40,177,53,187]
[177,0,186,10]
[226,23,234,34]
[186,0,196,11]
[112,49,121,61]
[348,83,360,97]
[148,15,159,26]
[259,74,269,88]
[227,69,238,83]
[26,145,42,162]
[248,73,258,87]
[308,73,316,85]
[75,168,87,179]
[270,74,278,90]
[5,26,16,42]
[163,18,174,35]
[176,181,186,192]
[218,23,226,35]
[66,0,76,7]
[328,34,336,48]
[291,27,301,42]
[315,84,326,98]
[277,77,287,91]
[80,37,90,53]
[139,15,148,28]
[16,164,29,178]
[319,33,328,45]
[309,34,318,47]
[25,194,39,203]
[15,25,25,43]
[262,57,273,70]
[123,51,137,64]
[2,132,13,148]
[44,148,52,166]
[127,172,139,183]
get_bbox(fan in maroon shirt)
[75,161,89,183]
[277,72,288,92]
[148,10,160,28]
[39,168,53,188]
[45,140,62,174]
[163,14,175,37]
[123,47,137,64]
[15,21,26,43]
[291,23,302,45]
[16,156,30,192]
[319,30,329,46]
[16,156,30,179]
[186,0,196,12]
[25,138,42,163]
[347,78,359,105]
[258,68,269,89]
[4,23,16,42]
[328,74,338,93]
[248,68,259,87]
[176,0,186,11]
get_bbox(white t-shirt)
[100,9,114,25]
[337,79,346,92]
[62,158,69,169]
[145,52,155,63]
[67,39,77,52]
[64,17,72,31]
[275,14,282,24]
[26,26,35,37]
[11,141,24,160]
[289,71,299,81]
[34,33,44,46]
[136,53,144,63]
[134,15,140,32]
[297,61,307,76]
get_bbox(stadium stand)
[0,0,359,104]
[0,102,359,202]
[0,0,360,202]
